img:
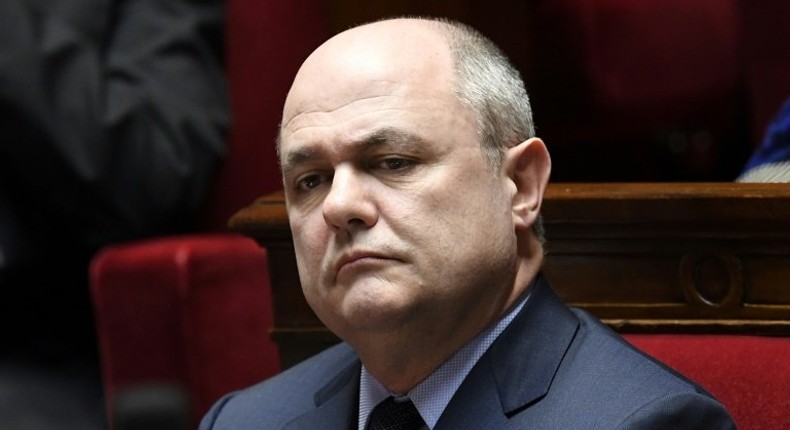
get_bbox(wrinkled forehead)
[281,20,455,132]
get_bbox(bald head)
[282,19,456,134]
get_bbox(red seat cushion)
[625,334,790,429]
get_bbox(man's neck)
[353,328,463,394]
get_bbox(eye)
[377,157,413,171]
[295,173,329,192]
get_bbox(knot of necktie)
[365,397,425,430]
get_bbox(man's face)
[279,23,519,343]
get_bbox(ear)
[503,138,551,231]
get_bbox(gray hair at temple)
[429,18,544,240]
[429,18,536,171]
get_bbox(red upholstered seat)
[91,235,278,422]
[625,334,790,430]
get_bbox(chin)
[337,292,415,334]
[312,276,417,333]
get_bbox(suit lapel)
[284,360,361,430]
[435,276,579,428]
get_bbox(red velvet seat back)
[91,235,278,423]
[625,334,790,429]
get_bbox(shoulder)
[614,392,736,429]
[567,309,702,393]
[199,342,358,430]
[563,309,714,398]
[536,309,733,427]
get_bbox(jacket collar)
[284,358,361,430]
[436,275,579,428]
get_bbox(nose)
[322,167,378,233]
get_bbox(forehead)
[279,86,477,177]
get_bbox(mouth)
[333,251,397,281]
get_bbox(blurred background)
[315,0,790,182]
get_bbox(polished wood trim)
[231,183,790,367]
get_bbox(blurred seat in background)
[522,0,746,181]
[90,0,327,427]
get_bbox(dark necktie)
[365,397,425,430]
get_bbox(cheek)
[417,182,512,260]
[291,209,328,249]
[294,244,331,321]
[430,185,506,231]
[291,217,328,281]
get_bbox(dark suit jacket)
[200,276,735,429]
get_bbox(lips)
[333,250,396,281]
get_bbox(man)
[201,18,734,429]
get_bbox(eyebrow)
[281,128,426,176]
